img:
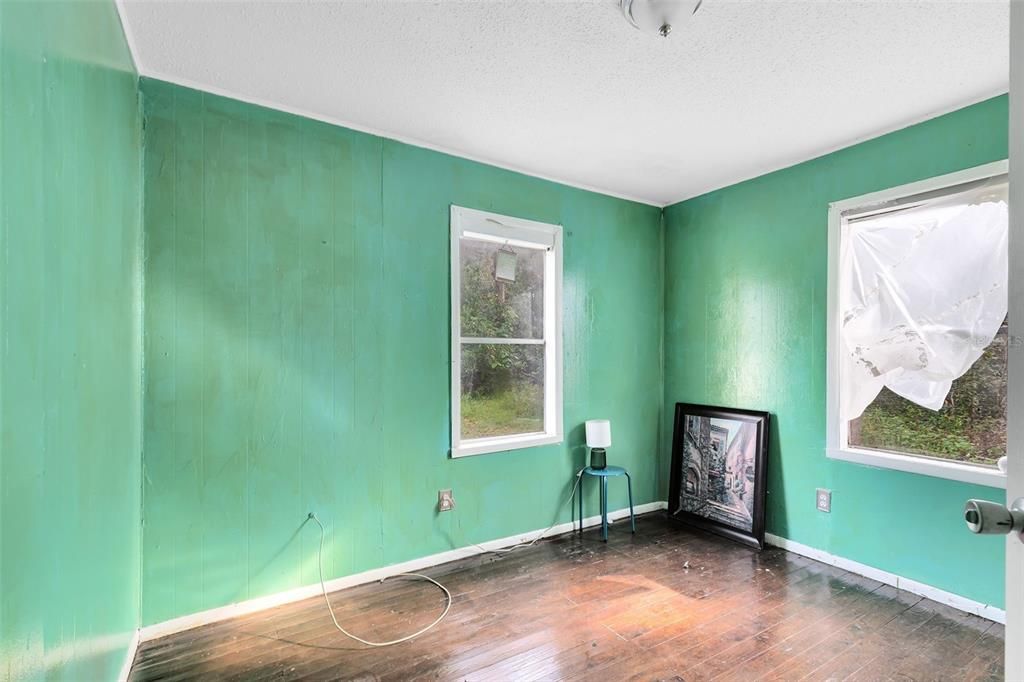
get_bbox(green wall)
[1,2,1004,653]
[0,1,143,679]
[662,95,1009,609]
[139,79,664,626]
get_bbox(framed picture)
[668,403,770,549]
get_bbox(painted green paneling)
[139,79,664,626]
[0,1,143,679]
[0,0,1008,663]
[663,95,1009,608]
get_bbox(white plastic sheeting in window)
[839,180,1009,422]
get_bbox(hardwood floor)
[129,514,1004,681]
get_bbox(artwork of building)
[679,415,756,532]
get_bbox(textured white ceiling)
[119,0,1008,206]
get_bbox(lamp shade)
[585,420,612,448]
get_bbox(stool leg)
[571,477,576,532]
[625,472,636,533]
[601,476,608,542]
[578,474,584,533]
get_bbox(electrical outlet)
[816,488,832,513]
[438,489,455,512]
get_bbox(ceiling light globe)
[621,0,702,37]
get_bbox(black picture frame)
[667,403,770,550]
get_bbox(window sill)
[451,433,562,459]
[827,447,1006,489]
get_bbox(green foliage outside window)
[850,319,1007,467]
[459,241,545,439]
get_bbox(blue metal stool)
[577,466,635,542]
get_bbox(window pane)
[460,343,544,440]
[848,317,1007,467]
[460,238,544,339]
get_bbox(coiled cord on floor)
[308,469,581,642]
[309,513,452,647]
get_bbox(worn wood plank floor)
[129,514,1004,681]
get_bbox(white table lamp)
[585,419,611,470]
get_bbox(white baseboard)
[117,628,140,682]
[135,505,1000,647]
[765,532,1005,624]
[139,500,668,642]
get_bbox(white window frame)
[450,206,563,458]
[826,160,1009,489]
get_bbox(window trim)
[449,206,563,458]
[825,160,1008,489]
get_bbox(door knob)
[964,498,1024,535]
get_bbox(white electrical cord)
[309,513,452,647]
[308,469,582,643]
[472,468,585,555]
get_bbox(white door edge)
[1005,1,1023,678]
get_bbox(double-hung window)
[826,161,1009,487]
[450,206,563,458]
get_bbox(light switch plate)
[438,489,455,512]
[816,488,832,513]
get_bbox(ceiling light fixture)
[620,0,703,37]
